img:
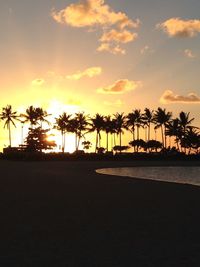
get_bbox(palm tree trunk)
[137,126,139,140]
[62,132,64,153]
[148,124,151,141]
[161,125,164,148]
[106,133,109,151]
[95,131,98,153]
[8,122,11,147]
[63,132,66,152]
[164,126,167,148]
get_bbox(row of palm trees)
[0,105,199,154]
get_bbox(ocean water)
[96,166,200,187]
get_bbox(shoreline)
[0,160,200,266]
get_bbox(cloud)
[66,67,102,80]
[160,90,200,104]
[184,49,195,58]
[52,0,139,55]
[157,18,200,37]
[103,99,123,107]
[97,79,141,94]
[100,29,137,43]
[31,79,45,86]
[97,43,126,54]
[51,0,138,29]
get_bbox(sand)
[0,159,200,266]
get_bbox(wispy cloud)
[97,43,126,55]
[66,67,102,80]
[31,78,45,86]
[52,0,139,55]
[160,90,200,104]
[97,79,141,94]
[157,18,200,37]
[100,29,137,43]
[184,49,195,58]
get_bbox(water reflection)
[96,167,200,186]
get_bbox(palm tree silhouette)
[126,111,137,142]
[74,112,88,151]
[143,108,154,142]
[154,107,172,148]
[181,127,200,154]
[54,112,71,152]
[104,115,112,152]
[1,105,19,147]
[113,112,127,149]
[178,111,194,153]
[35,107,51,127]
[165,118,181,151]
[21,106,39,128]
[133,109,143,140]
[89,114,105,153]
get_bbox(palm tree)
[113,112,127,148]
[104,115,112,152]
[181,127,200,154]
[126,111,137,142]
[35,107,51,127]
[1,105,19,147]
[154,107,172,148]
[21,106,39,128]
[143,108,154,142]
[88,114,105,153]
[74,112,88,150]
[133,109,143,140]
[54,112,71,152]
[178,111,194,153]
[165,118,181,151]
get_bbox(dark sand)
[0,160,200,266]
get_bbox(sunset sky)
[0,0,200,150]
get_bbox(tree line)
[0,105,199,154]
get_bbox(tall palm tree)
[74,112,88,150]
[113,112,127,148]
[126,111,137,142]
[104,115,113,152]
[154,107,172,148]
[133,109,143,140]
[181,127,200,154]
[21,106,39,128]
[54,112,71,152]
[1,105,19,147]
[165,118,181,151]
[143,108,154,142]
[88,113,105,153]
[35,107,51,127]
[178,111,194,153]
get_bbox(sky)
[0,0,200,151]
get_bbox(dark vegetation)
[0,105,199,160]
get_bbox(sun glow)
[47,130,76,153]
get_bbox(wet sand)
[0,159,200,266]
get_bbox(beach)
[0,159,200,266]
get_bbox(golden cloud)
[97,79,141,94]
[100,29,137,43]
[52,0,139,55]
[160,90,200,104]
[31,78,45,86]
[52,0,139,29]
[157,18,200,37]
[97,43,126,55]
[66,67,102,80]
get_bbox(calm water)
[96,166,200,186]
